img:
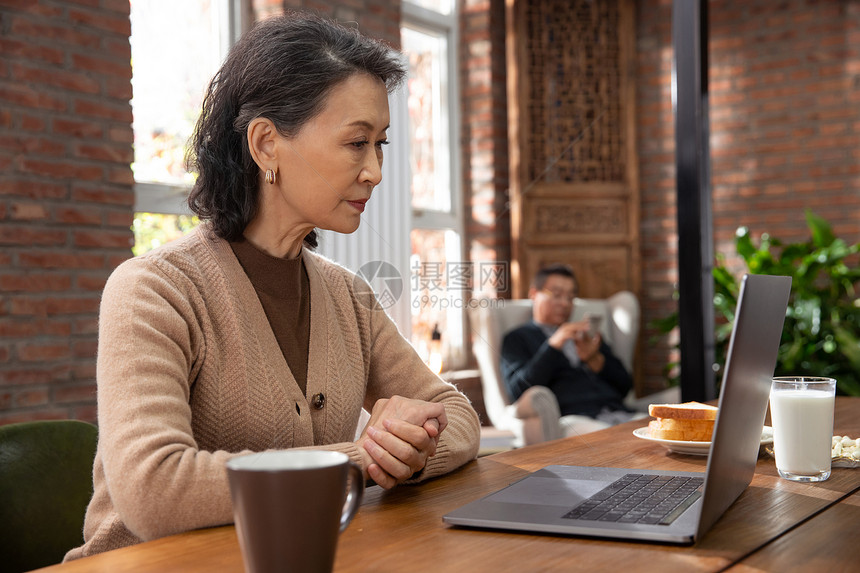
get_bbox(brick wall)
[636,0,860,394]
[636,0,678,393]
[0,0,134,424]
[272,0,401,47]
[461,0,511,278]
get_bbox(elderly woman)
[66,13,480,559]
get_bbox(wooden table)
[36,397,860,573]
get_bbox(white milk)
[770,389,834,475]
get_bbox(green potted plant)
[654,210,860,396]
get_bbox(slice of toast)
[648,418,715,442]
[647,401,718,421]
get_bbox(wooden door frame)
[505,0,640,300]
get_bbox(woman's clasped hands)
[356,395,447,489]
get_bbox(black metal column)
[673,0,716,402]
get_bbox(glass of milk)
[770,377,836,482]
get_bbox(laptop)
[444,274,791,544]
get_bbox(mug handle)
[340,461,364,532]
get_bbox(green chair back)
[0,420,98,572]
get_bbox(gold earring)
[265,169,276,185]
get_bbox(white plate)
[632,426,774,456]
[832,456,860,468]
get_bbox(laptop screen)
[696,274,791,538]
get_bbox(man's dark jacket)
[500,322,632,417]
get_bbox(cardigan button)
[312,393,326,410]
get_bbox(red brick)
[0,179,67,200]
[20,114,46,131]
[0,38,65,66]
[74,142,134,164]
[72,404,99,424]
[18,158,103,182]
[68,7,131,37]
[8,297,46,317]
[102,37,131,59]
[0,273,72,292]
[9,15,100,47]
[71,53,131,81]
[53,118,104,139]
[0,321,40,338]
[0,226,67,246]
[0,84,67,112]
[41,320,73,337]
[53,383,96,404]
[108,126,134,144]
[106,210,134,228]
[107,254,133,268]
[70,185,134,206]
[72,339,97,359]
[9,202,48,220]
[74,229,134,249]
[18,342,71,362]
[0,366,72,386]
[18,251,105,270]
[9,136,61,159]
[15,389,49,407]
[99,0,127,12]
[55,205,102,225]
[104,77,133,101]
[107,167,135,186]
[72,98,132,123]
[0,410,71,425]
[0,0,64,17]
[75,274,107,292]
[10,62,100,95]
[72,362,97,380]
[65,0,101,8]
[0,151,15,170]
[73,317,99,336]
[43,297,101,315]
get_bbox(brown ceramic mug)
[226,450,363,573]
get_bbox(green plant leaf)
[735,227,756,262]
[654,211,860,396]
[834,326,860,369]
[806,209,836,248]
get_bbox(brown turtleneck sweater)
[229,238,310,395]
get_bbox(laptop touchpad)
[488,476,607,506]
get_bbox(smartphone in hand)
[584,313,603,337]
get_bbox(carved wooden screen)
[506,0,639,299]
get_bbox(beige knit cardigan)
[65,226,480,560]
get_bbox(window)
[402,2,464,370]
[129,0,246,253]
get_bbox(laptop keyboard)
[562,473,704,526]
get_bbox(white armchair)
[469,292,678,447]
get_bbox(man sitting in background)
[500,264,637,426]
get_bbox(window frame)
[132,0,248,216]
[402,1,467,370]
